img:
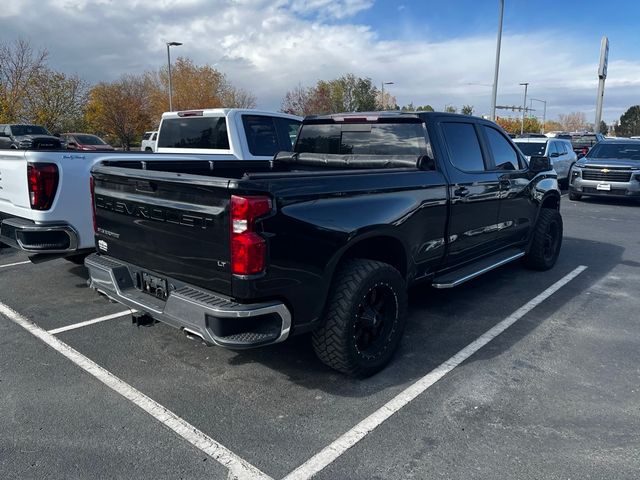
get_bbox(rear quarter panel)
[233,169,449,331]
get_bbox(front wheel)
[312,259,408,377]
[523,209,563,271]
[569,191,581,201]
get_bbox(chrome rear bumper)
[85,253,292,349]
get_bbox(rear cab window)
[242,115,301,156]
[295,120,428,156]
[157,116,230,150]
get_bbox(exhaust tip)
[182,327,206,342]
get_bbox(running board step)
[432,248,525,289]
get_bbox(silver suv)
[514,137,577,186]
[569,139,640,201]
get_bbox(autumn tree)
[281,74,378,115]
[543,120,564,132]
[615,105,640,137]
[495,116,542,135]
[559,112,588,131]
[85,75,151,150]
[27,67,88,133]
[144,57,255,123]
[0,38,48,122]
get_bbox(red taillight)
[27,163,59,210]
[230,195,272,275]
[90,176,97,233]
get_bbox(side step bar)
[432,248,525,289]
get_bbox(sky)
[2,0,639,124]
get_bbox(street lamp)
[490,0,504,121]
[519,82,529,135]
[381,81,394,110]
[530,98,547,133]
[166,41,183,111]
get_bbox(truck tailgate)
[92,167,233,296]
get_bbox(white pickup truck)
[0,109,301,261]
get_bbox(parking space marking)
[0,260,31,269]
[283,265,588,480]
[0,301,273,480]
[48,310,135,335]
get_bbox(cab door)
[436,120,502,267]
[479,124,537,248]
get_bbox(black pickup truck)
[85,111,562,376]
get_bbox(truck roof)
[160,108,301,121]
[303,111,481,122]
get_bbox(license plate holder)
[596,183,611,191]
[140,271,169,300]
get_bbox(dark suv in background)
[570,132,605,158]
[0,124,63,150]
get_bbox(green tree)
[598,120,608,135]
[416,105,434,112]
[615,106,640,137]
[444,105,457,113]
[461,105,474,116]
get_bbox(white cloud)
[1,0,638,123]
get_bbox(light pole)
[530,98,547,133]
[519,82,529,135]
[381,81,394,110]
[166,41,183,111]
[490,0,504,121]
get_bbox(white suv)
[514,137,577,186]
[141,131,157,152]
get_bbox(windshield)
[157,117,230,149]
[296,122,428,156]
[571,135,599,147]
[75,134,107,145]
[11,125,50,136]
[515,142,546,156]
[587,143,640,160]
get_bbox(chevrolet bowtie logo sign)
[601,169,610,173]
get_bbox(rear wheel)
[312,259,407,377]
[144,147,152,152]
[523,209,563,270]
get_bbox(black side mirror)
[529,156,551,173]
[550,151,560,158]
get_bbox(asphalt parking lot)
[1,194,639,480]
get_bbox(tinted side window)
[151,132,157,141]
[275,117,301,151]
[242,115,281,156]
[483,126,520,170]
[142,132,151,140]
[441,122,485,171]
[157,117,229,149]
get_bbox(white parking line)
[0,260,31,269]
[283,265,588,480]
[48,310,135,335]
[0,301,273,480]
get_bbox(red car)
[61,133,115,151]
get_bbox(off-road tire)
[312,259,407,377]
[523,209,563,270]
[569,191,581,201]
